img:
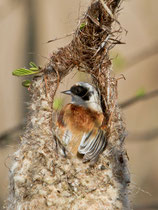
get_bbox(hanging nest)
[8,0,131,209]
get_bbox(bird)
[56,82,107,164]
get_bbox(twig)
[99,0,114,19]
[93,34,111,57]
[45,32,74,44]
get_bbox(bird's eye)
[70,86,87,97]
[70,85,92,101]
[75,86,83,94]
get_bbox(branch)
[0,124,23,142]
[8,1,130,209]
[120,89,158,109]
[128,128,158,142]
[126,43,158,70]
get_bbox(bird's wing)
[78,129,107,163]
[62,129,72,145]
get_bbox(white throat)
[71,95,102,113]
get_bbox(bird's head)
[61,82,102,112]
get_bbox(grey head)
[62,82,102,112]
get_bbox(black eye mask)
[70,85,93,101]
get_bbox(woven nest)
[8,1,130,209]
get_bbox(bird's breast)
[64,104,104,133]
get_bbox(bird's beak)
[61,90,72,95]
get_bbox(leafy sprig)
[12,62,40,76]
[12,62,40,88]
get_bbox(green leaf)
[12,68,40,76]
[53,98,63,110]
[30,67,39,71]
[80,22,86,30]
[29,62,37,68]
[136,88,146,98]
[22,80,31,88]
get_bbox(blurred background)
[0,0,158,209]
